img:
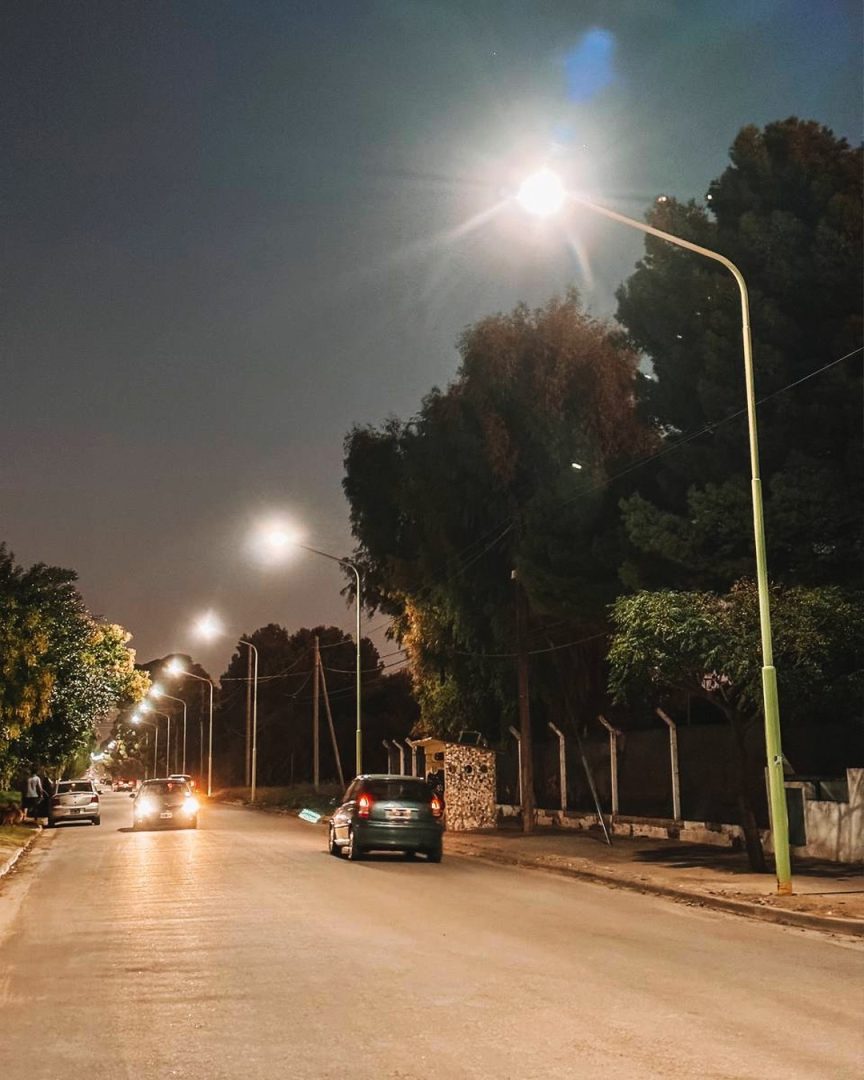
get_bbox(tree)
[615,118,862,591]
[344,292,653,821]
[607,582,864,870]
[0,543,147,782]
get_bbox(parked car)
[113,779,134,792]
[131,779,198,830]
[47,780,101,827]
[328,774,444,862]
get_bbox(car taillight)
[357,793,373,818]
[91,794,100,803]
[430,795,443,818]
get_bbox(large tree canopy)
[0,543,147,782]
[616,118,862,591]
[344,292,653,741]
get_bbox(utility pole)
[512,569,535,833]
[313,635,320,791]
[317,651,345,788]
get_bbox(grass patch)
[0,790,22,805]
[212,783,341,816]
[0,824,37,859]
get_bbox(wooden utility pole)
[317,652,345,788]
[313,635,320,791]
[513,569,535,833]
[244,646,252,786]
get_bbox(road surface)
[1,793,861,1079]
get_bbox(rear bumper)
[354,820,443,852]
[50,806,99,822]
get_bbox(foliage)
[343,292,652,741]
[615,118,862,590]
[0,544,147,783]
[608,582,864,725]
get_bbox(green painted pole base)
[762,665,792,894]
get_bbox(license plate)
[70,808,81,815]
[160,811,173,819]
[386,808,411,820]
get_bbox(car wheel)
[328,824,340,856]
[346,828,363,861]
[45,819,55,829]
[427,850,442,863]
[93,816,101,826]
[403,850,416,860]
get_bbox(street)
[1,795,861,1080]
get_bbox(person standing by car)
[24,768,45,821]
[37,768,55,821]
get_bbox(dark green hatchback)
[328,774,444,862]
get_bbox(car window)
[140,781,189,795]
[363,779,432,801]
[343,781,360,802]
[57,781,94,793]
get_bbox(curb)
[0,829,41,881]
[445,842,864,939]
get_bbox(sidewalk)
[0,822,41,880]
[443,825,864,937]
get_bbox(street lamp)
[131,714,158,777]
[516,169,792,893]
[193,613,259,802]
[151,685,188,773]
[167,658,215,797]
[252,523,363,775]
[139,700,171,776]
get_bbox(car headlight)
[136,799,158,816]
[183,797,199,813]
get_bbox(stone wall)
[441,743,497,832]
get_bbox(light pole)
[299,545,362,776]
[192,614,260,801]
[516,169,791,893]
[140,702,171,775]
[168,660,215,796]
[131,715,158,777]
[152,687,188,773]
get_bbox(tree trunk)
[514,577,535,834]
[728,712,767,873]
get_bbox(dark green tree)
[615,118,862,591]
[343,292,653,746]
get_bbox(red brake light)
[357,793,373,818]
[431,795,443,818]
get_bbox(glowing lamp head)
[166,658,186,677]
[138,700,152,714]
[131,714,142,726]
[149,683,164,698]
[193,611,224,642]
[516,168,566,217]
[251,519,302,565]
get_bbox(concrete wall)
[801,769,864,863]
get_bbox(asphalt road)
[1,795,861,1080]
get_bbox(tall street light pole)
[152,689,188,773]
[140,705,171,774]
[168,661,215,796]
[237,640,259,802]
[131,716,158,777]
[516,170,792,894]
[297,544,363,776]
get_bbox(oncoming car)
[48,779,101,827]
[132,779,199,830]
[328,775,444,862]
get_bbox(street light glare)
[150,683,164,697]
[251,519,303,565]
[166,658,186,676]
[516,168,566,217]
[193,610,224,641]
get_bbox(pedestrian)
[23,767,45,821]
[37,768,55,820]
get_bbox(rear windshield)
[57,781,94,793]
[141,781,189,795]
[363,779,432,801]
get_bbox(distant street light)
[515,169,792,893]
[139,700,171,776]
[167,659,215,796]
[192,613,260,802]
[251,522,363,774]
[131,714,159,777]
[151,685,188,773]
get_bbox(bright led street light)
[516,168,566,217]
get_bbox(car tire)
[93,816,101,826]
[45,819,55,829]
[328,824,340,856]
[427,850,443,863]
[403,850,416,860]
[346,828,363,861]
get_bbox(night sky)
[3,1,861,675]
